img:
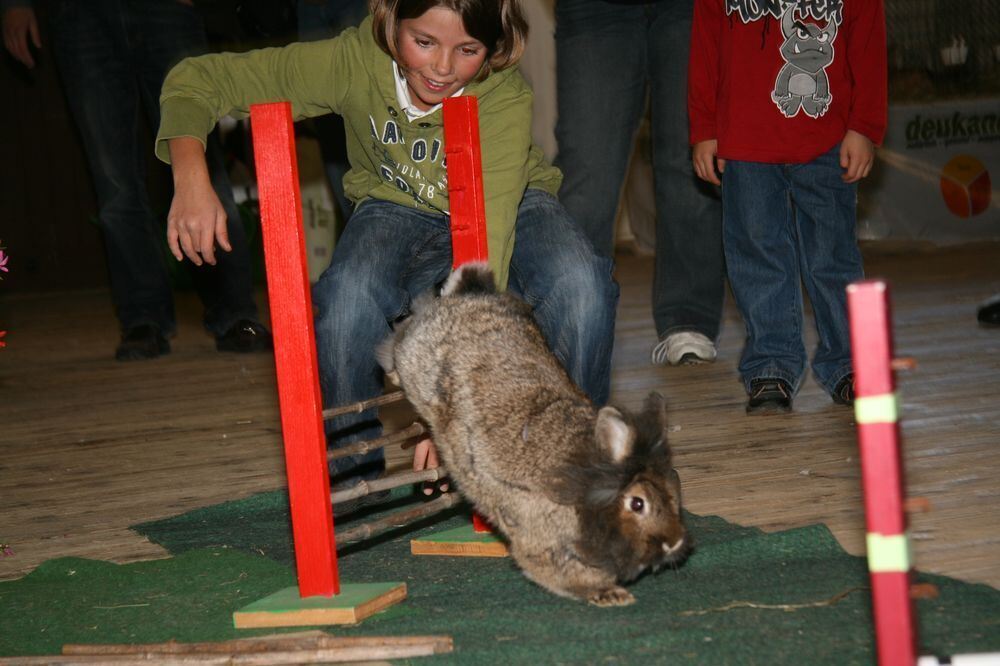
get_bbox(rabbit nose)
[662,538,684,556]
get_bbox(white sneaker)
[651,331,717,366]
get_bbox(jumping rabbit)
[377,262,689,606]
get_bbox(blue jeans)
[49,0,259,336]
[298,0,369,224]
[721,147,863,396]
[554,0,724,340]
[312,190,618,484]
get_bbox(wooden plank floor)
[1,242,998,590]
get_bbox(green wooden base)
[233,582,406,628]
[410,522,509,558]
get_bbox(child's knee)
[572,252,617,305]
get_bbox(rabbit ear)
[643,391,670,437]
[595,406,635,463]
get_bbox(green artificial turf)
[2,488,998,664]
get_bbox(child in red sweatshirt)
[688,0,887,414]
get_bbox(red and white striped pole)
[846,280,917,665]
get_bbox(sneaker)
[215,319,273,353]
[651,331,717,366]
[746,378,792,414]
[832,373,855,406]
[115,324,170,361]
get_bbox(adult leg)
[132,0,261,338]
[647,0,725,342]
[789,147,864,395]
[313,201,452,483]
[507,190,619,406]
[721,161,806,393]
[554,0,647,257]
[50,1,175,337]
[199,131,265,338]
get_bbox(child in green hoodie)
[157,0,618,500]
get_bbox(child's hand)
[167,183,231,266]
[839,130,875,183]
[692,139,725,186]
[166,137,232,266]
[413,437,449,495]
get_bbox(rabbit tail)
[441,262,495,297]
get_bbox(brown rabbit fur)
[377,262,689,606]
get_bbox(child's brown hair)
[370,0,528,81]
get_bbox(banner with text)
[860,98,1000,243]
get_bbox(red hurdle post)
[442,96,493,536]
[233,102,405,627]
[408,97,508,556]
[846,280,918,665]
[442,95,489,269]
[250,102,338,598]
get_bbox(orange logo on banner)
[940,155,991,218]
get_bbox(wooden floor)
[1,242,998,591]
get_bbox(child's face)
[397,6,488,111]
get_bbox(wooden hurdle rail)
[323,391,461,546]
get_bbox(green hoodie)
[156,16,562,288]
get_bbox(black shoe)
[115,324,170,361]
[215,319,273,353]
[746,378,792,414]
[832,373,855,406]
[978,298,1000,326]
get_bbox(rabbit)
[376,262,689,606]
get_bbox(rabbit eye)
[629,497,645,512]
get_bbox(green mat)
[3,489,998,664]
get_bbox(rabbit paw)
[587,586,636,607]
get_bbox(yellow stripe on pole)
[854,393,899,424]
[866,533,911,573]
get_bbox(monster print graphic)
[771,4,838,118]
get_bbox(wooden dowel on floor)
[64,631,317,654]
[327,422,426,462]
[336,493,462,545]
[331,467,449,505]
[9,633,454,663]
[321,391,407,420]
[61,633,453,657]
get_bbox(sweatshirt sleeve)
[687,0,722,145]
[845,0,888,145]
[156,38,352,163]
[477,80,535,290]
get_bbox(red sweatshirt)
[688,0,887,164]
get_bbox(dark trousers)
[554,0,725,340]
[50,0,259,336]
